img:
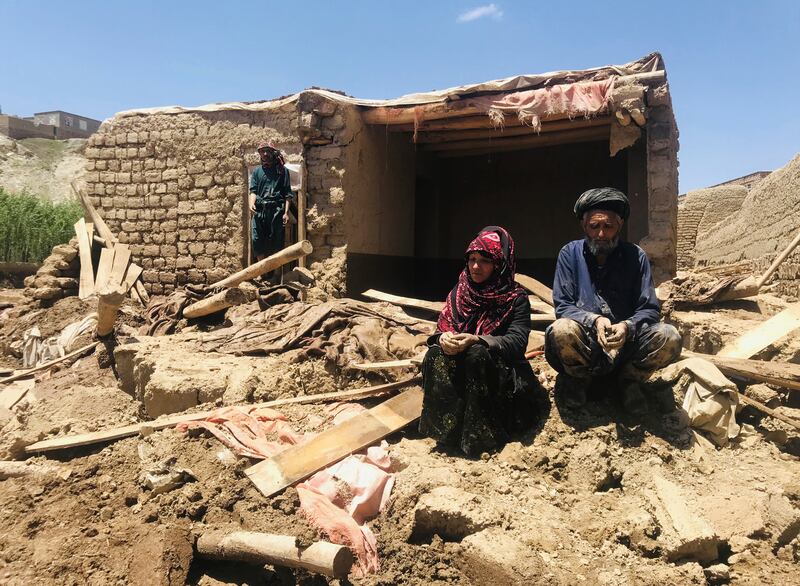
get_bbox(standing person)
[545,187,682,414]
[249,142,293,276]
[419,226,538,457]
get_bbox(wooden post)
[183,287,248,319]
[298,160,308,269]
[211,241,313,289]
[195,531,353,578]
[756,227,800,288]
[96,286,126,337]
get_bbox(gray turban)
[574,187,630,220]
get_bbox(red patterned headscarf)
[437,226,526,336]
[257,141,286,169]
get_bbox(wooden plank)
[718,303,800,359]
[681,350,800,392]
[122,263,144,294]
[362,289,443,313]
[72,181,117,246]
[530,314,555,327]
[74,218,95,299]
[0,379,35,410]
[25,377,420,454]
[738,392,800,431]
[351,358,420,371]
[108,243,131,288]
[0,342,99,386]
[515,274,553,306]
[85,221,94,247]
[246,388,424,498]
[529,297,555,316]
[94,247,115,290]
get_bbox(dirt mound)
[0,135,87,201]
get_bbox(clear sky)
[1,0,797,192]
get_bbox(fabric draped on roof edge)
[112,52,662,120]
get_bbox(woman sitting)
[418,226,537,457]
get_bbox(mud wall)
[83,94,361,296]
[676,185,748,270]
[638,80,680,284]
[695,154,800,297]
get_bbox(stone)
[459,528,545,586]
[765,493,800,547]
[127,524,193,586]
[413,486,500,541]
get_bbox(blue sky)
[1,0,797,192]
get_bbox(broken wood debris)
[0,341,99,386]
[24,377,421,454]
[195,530,353,578]
[515,273,553,306]
[246,387,424,498]
[362,289,443,313]
[681,350,800,392]
[718,302,800,359]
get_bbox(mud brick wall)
[83,104,307,295]
[638,81,680,284]
[676,185,748,270]
[695,154,800,299]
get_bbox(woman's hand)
[439,332,480,355]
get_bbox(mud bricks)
[83,95,348,295]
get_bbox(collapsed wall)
[83,94,353,295]
[694,154,800,297]
[676,184,748,270]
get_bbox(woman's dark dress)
[418,294,536,456]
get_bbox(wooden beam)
[757,227,800,288]
[74,218,95,299]
[718,303,800,359]
[516,274,553,306]
[212,240,313,289]
[246,387,423,498]
[681,350,800,392]
[196,531,353,578]
[72,181,117,246]
[351,358,420,371]
[362,289,443,313]
[25,377,420,454]
[423,125,609,153]
[409,115,610,143]
[738,392,800,431]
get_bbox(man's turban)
[574,187,630,221]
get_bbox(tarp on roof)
[113,52,663,119]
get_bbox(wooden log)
[211,241,313,289]
[73,182,117,246]
[718,303,800,359]
[246,388,424,498]
[757,227,800,288]
[25,377,420,454]
[711,275,760,303]
[94,247,115,290]
[0,460,71,481]
[196,530,353,578]
[96,286,126,337]
[515,274,553,306]
[410,115,609,143]
[183,287,248,319]
[74,218,95,299]
[0,342,99,386]
[362,289,443,313]
[681,350,800,392]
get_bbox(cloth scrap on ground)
[177,402,394,575]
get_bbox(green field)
[0,188,82,263]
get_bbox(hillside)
[0,135,87,201]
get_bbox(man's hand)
[282,212,290,226]
[595,316,627,350]
[248,195,256,214]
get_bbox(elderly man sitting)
[545,187,682,414]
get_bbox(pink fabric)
[469,78,614,128]
[179,403,395,575]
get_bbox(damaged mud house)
[1,52,799,585]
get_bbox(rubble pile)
[22,239,80,302]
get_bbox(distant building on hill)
[0,110,101,140]
[706,171,771,191]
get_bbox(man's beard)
[585,236,619,256]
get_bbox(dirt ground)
[0,136,87,202]
[0,291,798,585]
